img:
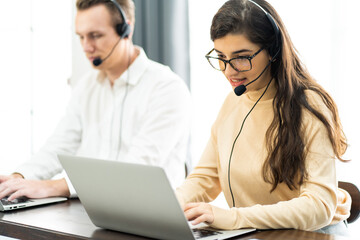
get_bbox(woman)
[176,0,351,234]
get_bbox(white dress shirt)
[16,48,191,196]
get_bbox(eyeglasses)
[205,47,264,72]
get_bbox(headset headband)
[108,0,131,38]
[248,0,281,60]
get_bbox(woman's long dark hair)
[211,0,348,191]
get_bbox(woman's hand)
[184,202,214,225]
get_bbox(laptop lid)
[58,155,255,240]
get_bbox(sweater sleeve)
[176,135,222,207]
[209,109,350,231]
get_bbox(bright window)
[0,0,72,174]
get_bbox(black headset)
[109,0,131,39]
[248,0,281,61]
[227,0,282,208]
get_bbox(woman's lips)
[229,78,247,87]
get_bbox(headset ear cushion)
[116,23,131,38]
[116,23,124,37]
[269,45,276,59]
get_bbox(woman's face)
[213,33,272,93]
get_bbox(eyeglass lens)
[208,57,251,72]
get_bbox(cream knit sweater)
[176,81,351,231]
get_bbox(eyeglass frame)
[205,47,265,72]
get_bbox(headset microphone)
[92,38,121,66]
[92,58,102,67]
[234,85,246,96]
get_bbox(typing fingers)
[183,202,201,212]
[7,189,27,201]
[184,202,214,225]
[0,179,33,201]
[0,179,22,200]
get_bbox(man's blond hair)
[76,0,135,28]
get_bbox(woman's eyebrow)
[214,49,252,54]
[232,49,252,54]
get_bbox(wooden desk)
[0,199,354,240]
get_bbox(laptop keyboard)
[1,196,30,206]
[192,228,223,239]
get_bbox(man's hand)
[0,173,24,182]
[184,202,215,225]
[0,176,70,201]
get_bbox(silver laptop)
[0,196,67,211]
[58,155,256,240]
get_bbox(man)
[0,0,191,200]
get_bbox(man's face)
[75,4,120,68]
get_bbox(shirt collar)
[96,47,149,87]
